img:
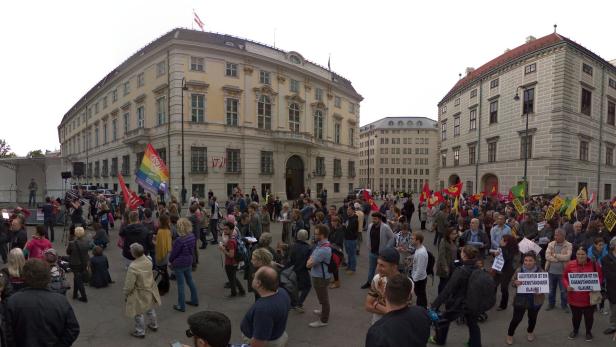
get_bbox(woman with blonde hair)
[248,247,274,301]
[66,226,91,302]
[168,218,198,312]
[1,248,26,295]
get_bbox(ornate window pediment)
[222,85,243,97]
[310,101,327,111]
[285,94,305,104]
[253,85,278,97]
[185,80,209,92]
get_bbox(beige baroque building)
[438,32,616,199]
[359,117,438,194]
[57,28,362,202]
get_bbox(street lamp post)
[367,133,377,189]
[181,78,188,204]
[514,86,529,200]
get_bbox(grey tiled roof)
[360,117,437,132]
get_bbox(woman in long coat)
[123,242,161,338]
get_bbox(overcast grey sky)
[2,0,615,156]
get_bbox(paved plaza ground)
[24,212,615,346]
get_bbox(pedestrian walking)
[169,218,199,312]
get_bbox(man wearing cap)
[364,247,413,325]
[361,212,394,289]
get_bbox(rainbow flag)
[136,144,169,194]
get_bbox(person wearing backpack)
[430,245,494,347]
[219,221,246,299]
[306,224,332,328]
[411,231,429,308]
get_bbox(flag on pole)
[453,196,459,214]
[136,144,170,195]
[587,191,596,205]
[511,182,526,200]
[565,197,578,218]
[118,173,143,210]
[327,54,331,71]
[193,10,205,31]
[578,187,588,203]
[363,190,379,212]
[428,191,445,208]
[420,181,430,204]
[443,182,463,197]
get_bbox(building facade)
[359,117,438,194]
[57,29,362,202]
[438,32,616,200]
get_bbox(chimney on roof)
[525,36,537,43]
[504,48,510,53]
[465,67,475,76]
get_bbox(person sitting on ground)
[89,246,112,288]
[92,222,109,249]
[43,248,69,295]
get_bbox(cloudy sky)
[2,0,616,156]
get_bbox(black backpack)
[427,250,436,277]
[465,268,496,313]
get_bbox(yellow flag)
[453,196,459,214]
[578,187,588,203]
[565,197,578,218]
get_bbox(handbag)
[589,261,603,306]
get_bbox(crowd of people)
[3,184,616,346]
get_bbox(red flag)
[443,182,463,197]
[488,185,498,196]
[428,191,445,208]
[420,181,430,204]
[193,10,205,31]
[363,190,379,212]
[118,173,143,210]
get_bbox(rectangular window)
[488,142,497,163]
[191,94,205,122]
[334,123,341,144]
[523,88,535,114]
[260,151,273,174]
[103,122,108,144]
[470,89,477,98]
[135,152,144,174]
[191,184,205,199]
[441,121,447,140]
[453,116,460,136]
[315,88,323,101]
[226,149,240,173]
[111,157,118,176]
[610,78,616,90]
[156,61,166,77]
[349,128,355,146]
[94,127,99,146]
[582,63,593,76]
[316,157,325,176]
[607,146,614,166]
[103,96,108,109]
[290,79,300,93]
[157,148,166,165]
[259,71,271,85]
[137,106,145,128]
[226,183,238,198]
[226,98,239,126]
[156,97,166,125]
[469,145,476,165]
[348,161,355,177]
[524,63,536,75]
[453,148,460,166]
[333,183,340,193]
[137,72,144,87]
[190,57,204,71]
[94,161,100,177]
[605,184,612,201]
[441,152,446,167]
[123,112,130,134]
[349,103,355,114]
[123,81,130,96]
[112,119,117,141]
[94,102,99,114]
[121,155,130,175]
[489,101,498,124]
[579,140,589,161]
[470,109,477,130]
[490,79,499,89]
[608,101,615,126]
[334,96,341,108]
[314,111,324,140]
[520,135,533,159]
[334,159,342,177]
[225,62,237,77]
[111,89,118,102]
[191,147,207,173]
[454,98,460,106]
[581,88,592,116]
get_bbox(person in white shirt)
[411,231,428,308]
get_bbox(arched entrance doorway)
[448,174,460,186]
[481,173,499,194]
[285,155,305,200]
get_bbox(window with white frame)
[103,122,108,144]
[260,151,273,174]
[257,95,272,129]
[316,157,325,176]
[191,94,205,122]
[315,88,323,101]
[288,103,300,133]
[290,79,300,93]
[226,149,241,173]
[225,62,238,77]
[123,81,130,96]
[334,122,341,144]
[335,96,341,108]
[524,63,536,75]
[191,147,207,173]
[137,106,145,128]
[349,127,355,146]
[259,71,271,85]
[156,61,166,76]
[314,110,324,140]
[454,116,460,136]
[123,112,130,134]
[226,98,239,126]
[137,73,144,87]
[156,97,166,125]
[470,109,477,130]
[112,118,117,141]
[441,121,447,140]
[334,159,342,177]
[190,57,204,71]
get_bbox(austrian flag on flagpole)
[193,10,204,31]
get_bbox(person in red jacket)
[24,225,53,260]
[562,246,604,342]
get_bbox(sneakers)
[585,333,593,342]
[527,333,535,342]
[329,281,340,289]
[292,306,305,313]
[131,331,145,339]
[506,336,513,345]
[173,305,185,312]
[568,331,578,340]
[147,324,158,332]
[309,320,328,328]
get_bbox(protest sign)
[568,272,600,291]
[517,272,550,294]
[518,237,542,255]
[492,252,505,272]
[545,205,555,221]
[513,198,526,214]
[605,210,616,232]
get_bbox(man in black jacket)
[344,207,359,275]
[9,216,27,251]
[119,211,153,267]
[430,245,482,347]
[5,259,80,347]
[366,273,430,347]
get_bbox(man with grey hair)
[461,218,489,257]
[545,228,572,312]
[567,221,587,254]
[123,243,161,338]
[602,237,616,335]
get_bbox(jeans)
[175,266,198,309]
[28,191,36,207]
[312,277,330,323]
[344,240,357,272]
[508,304,541,336]
[225,264,245,296]
[72,271,87,300]
[548,273,567,308]
[571,305,595,334]
[209,219,219,242]
[45,220,55,241]
[366,252,378,284]
[134,309,158,336]
[414,278,428,308]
